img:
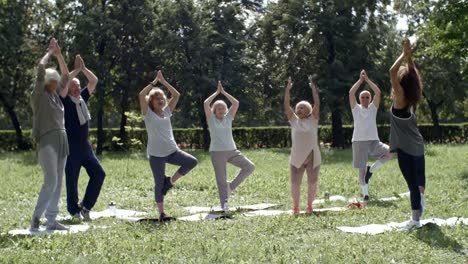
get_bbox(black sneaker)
[162,176,173,195]
[30,216,40,231]
[363,195,370,202]
[159,213,176,222]
[80,206,91,221]
[364,166,373,184]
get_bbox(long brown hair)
[398,65,423,109]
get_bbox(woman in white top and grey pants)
[204,81,255,211]
[284,77,321,214]
[139,71,198,221]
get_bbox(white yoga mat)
[244,207,348,217]
[57,208,148,221]
[337,217,468,235]
[184,203,279,214]
[177,213,229,221]
[8,224,91,236]
[313,192,410,204]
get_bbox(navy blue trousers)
[65,141,106,215]
[149,150,198,203]
[397,149,425,210]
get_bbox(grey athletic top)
[31,64,69,142]
[389,105,424,156]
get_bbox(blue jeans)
[149,150,198,203]
[397,149,425,210]
[65,141,106,215]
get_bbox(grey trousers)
[32,144,67,223]
[210,150,255,206]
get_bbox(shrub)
[0,123,465,151]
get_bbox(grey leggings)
[33,145,67,223]
[210,150,255,206]
[149,150,198,203]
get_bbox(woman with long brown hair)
[389,38,425,228]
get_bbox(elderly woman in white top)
[204,81,255,212]
[284,77,321,215]
[139,70,198,221]
[30,38,80,231]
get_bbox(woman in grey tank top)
[389,38,425,229]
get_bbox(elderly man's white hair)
[71,77,81,86]
[44,68,60,85]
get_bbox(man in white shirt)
[349,70,392,201]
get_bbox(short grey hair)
[44,68,60,85]
[211,100,228,114]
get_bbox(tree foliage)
[0,0,465,150]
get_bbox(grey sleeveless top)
[389,105,424,156]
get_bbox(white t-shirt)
[144,107,179,157]
[351,103,379,142]
[208,113,237,152]
[289,114,321,169]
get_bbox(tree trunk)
[118,84,129,150]
[96,82,105,155]
[331,104,345,148]
[0,94,28,150]
[426,97,443,142]
[96,0,108,155]
[199,96,210,151]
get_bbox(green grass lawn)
[0,145,466,263]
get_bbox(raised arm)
[204,84,220,120]
[219,81,239,119]
[157,71,180,113]
[364,72,381,108]
[284,77,294,120]
[139,73,158,115]
[349,71,364,109]
[79,55,98,94]
[34,40,54,95]
[58,56,80,98]
[54,40,68,77]
[389,39,411,98]
[309,76,320,120]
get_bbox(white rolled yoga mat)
[8,225,92,236]
[183,203,279,214]
[244,207,348,217]
[337,217,468,235]
[57,208,148,221]
[312,192,410,204]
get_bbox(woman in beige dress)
[284,77,321,214]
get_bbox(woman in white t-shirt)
[284,77,321,215]
[139,70,198,221]
[204,81,255,212]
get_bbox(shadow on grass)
[97,149,211,163]
[366,200,398,208]
[415,223,464,254]
[460,170,468,183]
[0,233,42,250]
[0,151,38,166]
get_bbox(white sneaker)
[404,219,422,229]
